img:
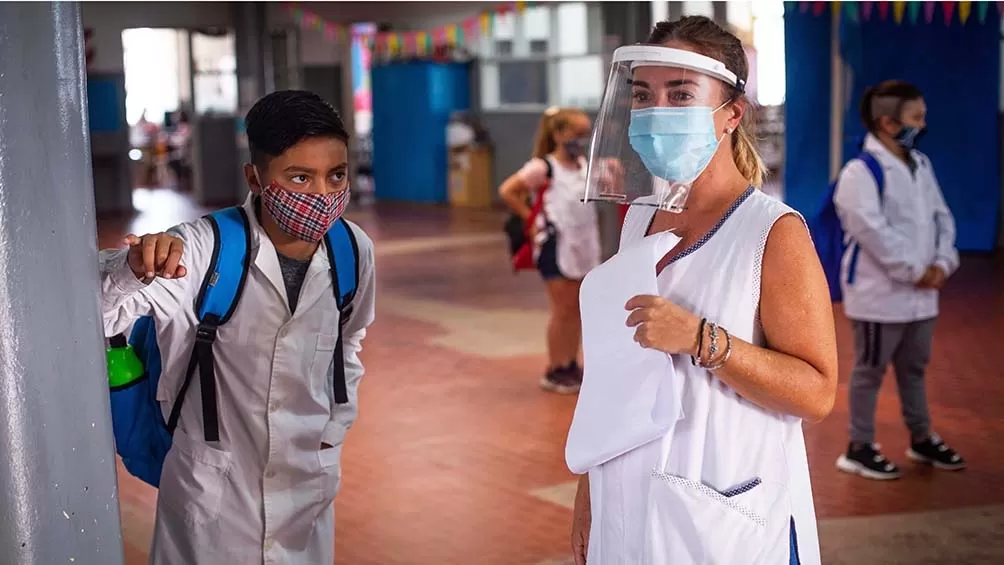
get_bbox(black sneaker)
[907,434,966,471]
[540,363,580,394]
[836,443,902,480]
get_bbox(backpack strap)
[166,207,251,442]
[857,152,885,201]
[324,218,360,405]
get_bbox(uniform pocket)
[309,333,338,379]
[158,430,233,527]
[647,471,768,564]
[316,444,343,501]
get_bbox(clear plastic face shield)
[584,46,745,212]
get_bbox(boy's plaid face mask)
[260,181,351,242]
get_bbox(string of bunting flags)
[286,2,532,59]
[798,1,1002,25]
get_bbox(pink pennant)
[877,2,890,21]
[924,1,936,22]
[862,1,873,21]
[799,1,810,13]
[812,1,827,16]
[942,1,955,24]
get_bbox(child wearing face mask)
[833,80,964,481]
[499,106,602,394]
[97,90,375,564]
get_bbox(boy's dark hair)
[860,80,924,133]
[244,90,349,167]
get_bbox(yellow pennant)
[959,1,972,24]
[831,1,841,16]
[893,1,906,24]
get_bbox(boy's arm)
[321,228,376,448]
[100,220,210,336]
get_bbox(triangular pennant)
[998,1,1004,16]
[977,0,990,22]
[894,1,907,23]
[832,1,841,17]
[878,1,890,20]
[800,1,810,14]
[516,0,527,13]
[862,1,874,21]
[813,2,827,16]
[923,1,936,23]
[845,1,859,21]
[959,1,972,23]
[907,2,921,24]
[942,0,955,24]
[480,12,492,35]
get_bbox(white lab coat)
[584,189,820,565]
[99,196,376,564]
[833,134,959,323]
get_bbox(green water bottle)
[106,334,145,388]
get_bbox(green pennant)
[844,1,859,22]
[977,1,990,23]
[907,1,921,24]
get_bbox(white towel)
[565,231,684,475]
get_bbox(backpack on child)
[504,158,553,272]
[108,206,359,488]
[808,152,884,303]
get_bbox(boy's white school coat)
[99,196,375,564]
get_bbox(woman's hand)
[571,475,591,565]
[625,295,702,356]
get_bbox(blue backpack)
[808,152,884,303]
[109,206,360,488]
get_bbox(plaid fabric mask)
[261,182,351,242]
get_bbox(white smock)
[585,188,821,565]
[518,156,602,280]
[99,196,376,564]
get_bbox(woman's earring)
[726,127,734,134]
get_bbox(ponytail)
[730,103,766,188]
[531,106,586,159]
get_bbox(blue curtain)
[839,15,1001,252]
[783,2,833,218]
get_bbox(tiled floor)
[105,189,1004,564]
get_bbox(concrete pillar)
[0,3,125,565]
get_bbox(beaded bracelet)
[705,328,733,371]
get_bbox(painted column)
[0,3,125,565]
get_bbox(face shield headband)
[583,46,745,213]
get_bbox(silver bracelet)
[706,323,720,362]
[705,328,733,371]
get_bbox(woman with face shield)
[567,17,837,565]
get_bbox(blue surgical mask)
[628,105,725,182]
[894,125,925,150]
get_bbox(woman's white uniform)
[519,156,602,280]
[586,188,821,565]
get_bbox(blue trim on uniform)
[663,185,755,267]
[789,516,801,565]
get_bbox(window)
[682,1,714,18]
[479,2,603,110]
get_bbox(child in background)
[499,107,601,394]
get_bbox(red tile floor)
[104,189,1004,564]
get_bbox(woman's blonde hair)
[532,106,588,159]
[647,16,767,188]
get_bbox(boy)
[100,90,375,563]
[833,80,964,480]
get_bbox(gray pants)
[848,318,935,444]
